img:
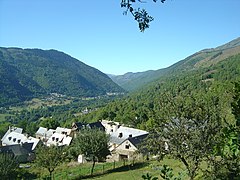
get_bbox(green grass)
[27,158,188,180]
[0,113,14,122]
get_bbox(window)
[110,129,113,132]
[13,138,16,142]
[52,137,55,141]
[129,134,132,138]
[17,139,21,144]
[125,145,130,149]
[118,132,123,138]
[56,138,59,142]
[8,137,12,141]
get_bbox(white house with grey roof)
[100,120,149,161]
[2,131,39,150]
[35,127,73,146]
[108,134,148,161]
[46,132,72,147]
[107,125,148,151]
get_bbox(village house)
[46,132,72,146]
[35,126,73,146]
[101,120,149,161]
[109,134,148,162]
[1,127,39,150]
[106,124,148,151]
[0,126,40,163]
[1,126,23,142]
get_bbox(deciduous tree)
[73,128,110,175]
[145,89,226,179]
[35,145,66,179]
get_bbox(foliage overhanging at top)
[121,0,166,32]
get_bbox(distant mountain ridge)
[110,37,240,91]
[0,48,124,106]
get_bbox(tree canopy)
[72,128,110,175]
[35,145,66,179]
[121,0,166,32]
[0,153,19,179]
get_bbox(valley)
[0,37,240,179]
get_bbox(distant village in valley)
[0,120,149,164]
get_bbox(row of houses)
[0,120,149,163]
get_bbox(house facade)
[108,133,148,162]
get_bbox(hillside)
[0,48,124,106]
[111,37,240,91]
[83,37,240,127]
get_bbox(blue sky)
[0,0,240,75]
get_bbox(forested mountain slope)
[111,37,240,91]
[81,53,240,128]
[0,48,124,106]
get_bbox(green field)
[0,113,14,122]
[27,158,188,180]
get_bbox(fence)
[40,159,143,180]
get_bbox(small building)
[78,154,87,164]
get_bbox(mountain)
[111,37,240,91]
[0,48,124,106]
[92,38,240,128]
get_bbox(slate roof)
[73,122,85,129]
[109,126,148,145]
[87,122,105,131]
[73,121,105,131]
[0,143,34,163]
[128,133,148,148]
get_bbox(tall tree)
[73,128,110,175]
[145,89,227,179]
[35,145,66,179]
